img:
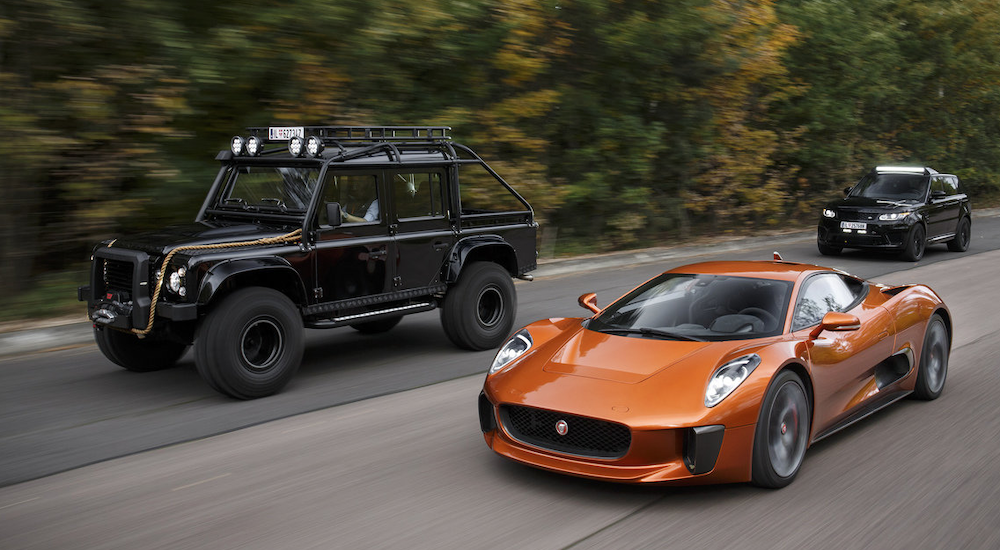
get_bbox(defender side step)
[305,302,436,329]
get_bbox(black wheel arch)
[444,235,518,283]
[197,258,309,311]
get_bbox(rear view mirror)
[325,202,342,227]
[578,292,600,314]
[843,186,853,196]
[810,311,861,339]
[931,189,947,199]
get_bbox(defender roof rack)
[246,125,450,144]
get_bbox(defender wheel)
[440,262,516,351]
[350,316,402,334]
[195,288,303,399]
[751,370,810,489]
[912,315,949,400]
[947,217,971,252]
[94,328,188,372]
[817,243,842,256]
[900,224,926,261]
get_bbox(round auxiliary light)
[245,135,263,157]
[231,135,246,156]
[288,136,304,157]
[305,135,325,158]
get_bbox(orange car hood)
[540,326,712,384]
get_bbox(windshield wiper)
[598,327,705,342]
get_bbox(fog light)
[288,136,304,157]
[231,136,245,156]
[306,135,325,157]
[246,135,263,156]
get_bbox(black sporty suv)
[817,166,971,261]
[79,126,537,398]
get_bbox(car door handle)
[369,248,387,259]
[877,330,889,341]
[432,240,450,251]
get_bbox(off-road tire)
[900,224,926,262]
[350,316,402,334]
[947,217,971,252]
[94,327,188,372]
[440,262,516,351]
[912,315,949,400]
[195,287,303,399]
[751,370,811,489]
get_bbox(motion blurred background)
[2,0,999,322]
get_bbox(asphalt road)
[2,214,1000,549]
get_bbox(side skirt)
[812,390,913,444]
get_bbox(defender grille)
[102,259,134,293]
[499,405,631,459]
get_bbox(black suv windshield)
[216,166,320,213]
[850,173,927,202]
[587,273,793,341]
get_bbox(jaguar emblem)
[555,419,569,436]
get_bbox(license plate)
[840,221,866,230]
[268,126,304,141]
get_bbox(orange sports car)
[479,256,951,487]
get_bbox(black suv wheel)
[441,262,516,350]
[94,328,188,372]
[947,217,971,252]
[900,224,926,262]
[195,287,303,399]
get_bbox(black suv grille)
[102,259,134,294]
[499,405,631,459]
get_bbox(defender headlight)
[878,212,910,221]
[166,268,187,297]
[705,354,761,407]
[288,136,304,157]
[306,135,325,157]
[822,209,836,218]
[490,329,532,374]
[246,135,263,156]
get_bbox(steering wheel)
[739,307,778,332]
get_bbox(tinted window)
[392,172,445,219]
[792,274,866,331]
[850,173,927,201]
[945,176,960,195]
[931,176,947,195]
[588,273,793,341]
[221,166,319,211]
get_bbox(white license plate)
[840,221,866,230]
[268,126,304,141]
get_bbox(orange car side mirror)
[578,292,600,314]
[809,311,861,339]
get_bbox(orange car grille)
[499,405,631,459]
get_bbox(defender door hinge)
[313,287,324,299]
[393,276,402,288]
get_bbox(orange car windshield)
[588,274,793,341]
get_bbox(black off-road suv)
[79,126,537,398]
[817,166,972,261]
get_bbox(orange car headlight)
[489,329,532,374]
[705,354,761,407]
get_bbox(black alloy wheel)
[441,262,517,350]
[751,370,811,489]
[913,315,949,400]
[947,217,971,252]
[901,224,926,261]
[195,287,303,399]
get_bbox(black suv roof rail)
[247,125,451,144]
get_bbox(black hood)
[826,196,913,210]
[110,221,299,256]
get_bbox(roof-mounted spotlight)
[245,135,263,157]
[306,135,325,158]
[288,136,304,157]
[231,136,246,156]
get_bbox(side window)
[458,162,527,214]
[931,176,947,196]
[945,176,960,195]
[792,274,866,331]
[319,173,380,225]
[392,172,445,219]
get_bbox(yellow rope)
[110,228,303,336]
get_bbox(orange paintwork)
[481,260,949,485]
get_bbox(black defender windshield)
[849,173,927,202]
[588,273,793,341]
[216,166,320,213]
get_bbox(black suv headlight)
[822,209,836,218]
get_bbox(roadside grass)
[0,266,89,325]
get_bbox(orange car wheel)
[913,315,949,400]
[751,370,810,489]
